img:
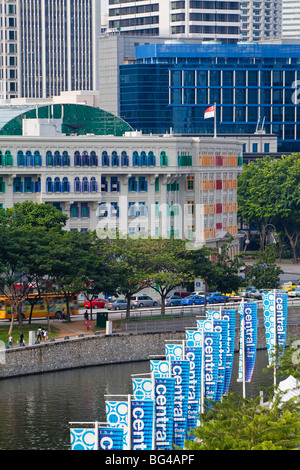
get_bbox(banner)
[171,360,190,449]
[220,309,236,394]
[185,346,202,440]
[70,427,124,450]
[131,400,154,450]
[150,360,170,378]
[165,343,183,360]
[105,400,130,450]
[262,291,288,365]
[203,330,220,402]
[213,319,229,401]
[186,329,203,348]
[237,302,258,383]
[154,377,175,450]
[132,378,153,401]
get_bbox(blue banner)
[171,360,190,449]
[238,302,258,383]
[263,291,288,365]
[220,309,236,394]
[154,377,175,450]
[213,319,228,401]
[99,427,124,450]
[203,331,220,402]
[131,400,154,450]
[105,400,130,450]
[185,329,203,348]
[150,360,170,378]
[185,347,202,440]
[70,427,124,450]
[165,343,183,360]
[132,378,153,401]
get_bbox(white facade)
[240,0,282,41]
[0,130,242,254]
[282,0,300,38]
[107,0,241,43]
[0,0,101,101]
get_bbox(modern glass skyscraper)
[0,0,101,100]
[108,0,241,43]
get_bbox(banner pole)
[200,328,205,414]
[128,394,132,451]
[241,299,246,399]
[94,421,99,451]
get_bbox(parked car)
[190,291,206,297]
[84,298,106,309]
[131,295,158,308]
[164,295,182,307]
[240,290,262,300]
[281,282,298,291]
[288,287,300,297]
[174,291,192,298]
[206,292,226,303]
[180,295,205,306]
[106,299,133,310]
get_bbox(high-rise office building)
[282,0,300,38]
[107,0,241,43]
[240,1,282,41]
[0,0,101,100]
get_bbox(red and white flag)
[204,105,215,119]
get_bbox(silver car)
[106,299,132,310]
[131,295,158,308]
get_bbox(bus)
[0,294,79,321]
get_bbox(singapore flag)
[204,105,215,119]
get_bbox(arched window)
[148,151,156,166]
[133,151,140,166]
[46,177,53,193]
[25,150,33,166]
[54,151,61,166]
[62,151,70,166]
[74,177,81,192]
[160,151,168,166]
[34,151,42,166]
[82,177,89,192]
[141,151,147,166]
[5,151,13,166]
[90,177,97,192]
[17,151,25,166]
[13,177,23,193]
[74,151,81,166]
[62,177,70,192]
[112,151,119,166]
[46,151,53,166]
[82,151,89,166]
[54,177,61,192]
[0,151,3,166]
[121,151,129,166]
[102,151,109,166]
[90,151,98,166]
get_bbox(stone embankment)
[0,319,299,379]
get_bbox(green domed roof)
[0,103,133,137]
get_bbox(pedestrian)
[19,331,24,345]
[43,329,48,342]
[37,327,42,341]
[8,335,13,348]
[84,310,88,320]
[86,318,90,331]
[62,308,66,320]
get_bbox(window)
[128,202,136,217]
[82,151,89,166]
[111,177,120,192]
[101,177,108,192]
[54,151,61,166]
[186,201,194,215]
[70,203,79,218]
[160,151,168,166]
[133,151,140,166]
[74,177,81,192]
[121,151,129,166]
[112,151,119,166]
[82,177,89,192]
[46,177,53,193]
[186,176,194,191]
[140,151,147,166]
[148,151,156,166]
[5,151,13,166]
[128,177,137,192]
[46,151,53,166]
[90,177,97,192]
[90,151,98,166]
[14,177,23,193]
[54,177,61,192]
[139,177,148,192]
[111,202,119,217]
[34,151,42,166]
[155,177,159,192]
[62,177,70,192]
[17,151,25,166]
[264,143,270,153]
[252,143,258,152]
[74,151,81,166]
[62,151,70,166]
[24,177,34,193]
[139,202,147,217]
[102,151,109,166]
[81,203,90,218]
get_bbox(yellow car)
[281,282,298,291]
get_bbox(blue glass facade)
[120,43,300,152]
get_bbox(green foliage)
[185,392,300,450]
[248,245,283,289]
[2,201,68,231]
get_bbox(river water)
[0,350,272,450]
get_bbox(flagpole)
[214,102,217,138]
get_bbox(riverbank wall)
[1,323,300,379]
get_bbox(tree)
[2,201,68,231]
[248,244,283,289]
[185,392,300,450]
[144,238,194,315]
[212,239,245,294]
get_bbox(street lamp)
[238,230,250,253]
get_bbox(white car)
[131,295,158,308]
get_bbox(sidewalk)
[50,320,97,338]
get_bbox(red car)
[84,298,106,309]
